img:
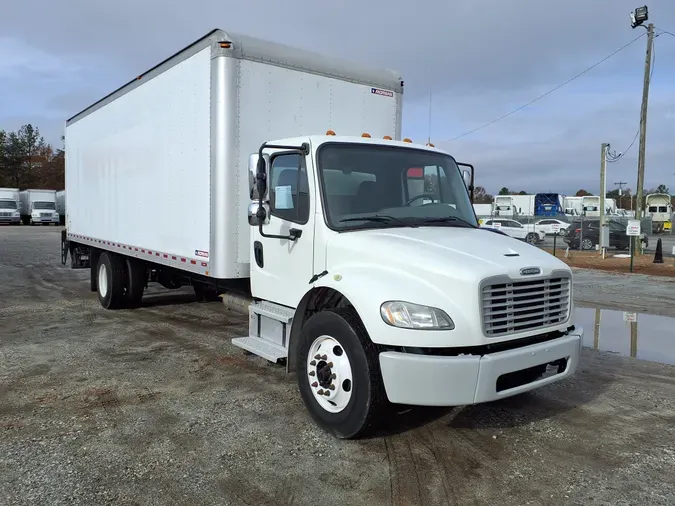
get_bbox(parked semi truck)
[61,29,584,439]
[0,187,21,225]
[19,189,60,225]
[56,190,66,225]
[645,193,672,233]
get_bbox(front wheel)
[525,233,538,244]
[295,307,387,439]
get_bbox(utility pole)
[631,6,654,255]
[600,143,609,251]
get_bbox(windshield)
[0,201,17,209]
[33,201,56,210]
[317,143,477,231]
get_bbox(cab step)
[232,300,295,362]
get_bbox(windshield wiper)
[339,215,417,227]
[414,217,478,228]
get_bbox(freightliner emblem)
[520,267,541,276]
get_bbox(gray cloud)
[1,0,674,194]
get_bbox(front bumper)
[379,326,584,406]
[0,216,20,223]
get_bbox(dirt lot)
[544,247,675,278]
[1,226,674,506]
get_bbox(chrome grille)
[0,212,10,217]
[482,276,571,336]
[40,212,51,217]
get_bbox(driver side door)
[250,152,316,308]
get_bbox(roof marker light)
[326,130,336,136]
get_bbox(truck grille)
[481,275,571,336]
[40,213,51,217]
[0,212,10,217]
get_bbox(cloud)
[1,0,674,194]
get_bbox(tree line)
[0,124,64,190]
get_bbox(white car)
[480,218,545,244]
[534,218,570,236]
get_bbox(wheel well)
[286,287,354,373]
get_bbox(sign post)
[626,219,641,273]
[551,223,560,256]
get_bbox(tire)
[124,257,146,308]
[96,252,126,309]
[525,233,537,244]
[295,307,387,439]
[581,238,594,250]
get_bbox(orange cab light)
[426,142,435,147]
[383,135,392,140]
[403,138,412,143]
[326,130,336,136]
[361,132,371,138]
[220,42,231,48]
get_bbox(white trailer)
[56,190,66,225]
[62,29,583,439]
[510,195,536,216]
[645,193,672,233]
[19,189,60,225]
[0,187,21,225]
[472,203,493,217]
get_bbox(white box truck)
[19,189,60,225]
[0,187,21,225]
[61,29,584,439]
[645,193,672,233]
[56,190,66,225]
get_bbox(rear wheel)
[97,252,126,309]
[581,238,594,250]
[296,307,386,439]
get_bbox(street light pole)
[600,143,609,251]
[631,6,654,255]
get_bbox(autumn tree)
[575,189,592,197]
[473,186,493,204]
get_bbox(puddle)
[574,307,675,366]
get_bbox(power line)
[606,32,658,163]
[437,33,647,144]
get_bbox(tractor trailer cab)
[61,28,583,439]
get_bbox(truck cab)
[238,133,584,438]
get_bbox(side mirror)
[248,201,270,227]
[248,153,270,200]
[461,169,471,188]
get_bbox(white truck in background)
[61,29,584,439]
[493,195,515,217]
[19,189,60,225]
[645,193,672,233]
[0,187,21,225]
[56,190,66,225]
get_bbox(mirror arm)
[255,142,310,242]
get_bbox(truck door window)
[405,165,455,207]
[269,153,309,224]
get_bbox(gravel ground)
[1,226,674,506]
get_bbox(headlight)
[13,211,19,216]
[380,301,455,330]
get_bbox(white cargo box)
[65,29,403,280]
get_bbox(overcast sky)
[1,0,674,195]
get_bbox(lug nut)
[328,384,335,390]
[321,355,327,360]
[317,389,324,395]
[323,391,330,396]
[311,382,318,388]
[310,360,316,366]
[314,354,321,360]
[309,371,315,376]
[331,373,336,380]
[327,362,334,368]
